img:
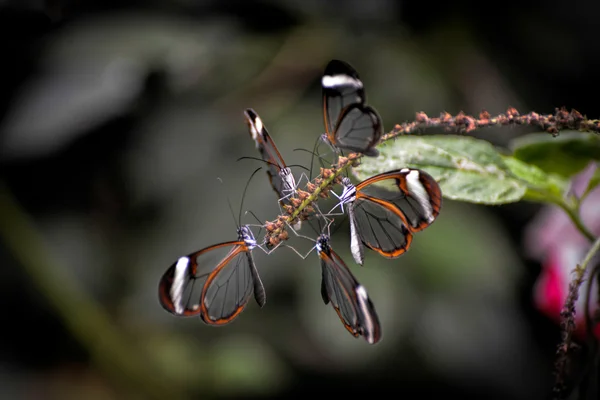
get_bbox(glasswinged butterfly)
[316,233,382,344]
[330,168,442,265]
[158,168,270,325]
[243,108,303,230]
[158,225,265,324]
[321,59,382,157]
[280,215,381,343]
[244,108,300,206]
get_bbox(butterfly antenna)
[237,156,279,169]
[245,209,265,237]
[287,164,310,172]
[312,134,329,177]
[292,148,329,169]
[239,167,263,227]
[246,210,263,225]
[217,177,239,230]
[310,135,321,180]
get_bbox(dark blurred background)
[1,1,599,399]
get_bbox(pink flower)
[525,162,600,338]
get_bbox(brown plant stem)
[264,154,358,246]
[263,107,599,245]
[384,107,600,139]
[553,236,600,399]
[258,106,600,399]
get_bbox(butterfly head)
[338,178,357,204]
[316,234,330,254]
[238,225,257,249]
[278,167,296,193]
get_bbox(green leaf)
[501,156,568,202]
[354,135,527,204]
[355,135,568,206]
[509,131,600,178]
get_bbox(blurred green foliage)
[3,1,598,399]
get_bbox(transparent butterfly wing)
[319,244,382,343]
[244,108,296,204]
[158,241,265,325]
[356,169,442,232]
[322,60,366,137]
[349,197,413,262]
[321,60,381,156]
[200,246,265,325]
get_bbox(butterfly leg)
[284,243,318,260]
[279,211,336,259]
[263,220,316,259]
[256,240,284,255]
[283,219,317,243]
[244,210,270,237]
[325,189,346,216]
[295,172,310,191]
[319,133,339,160]
[277,181,303,204]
